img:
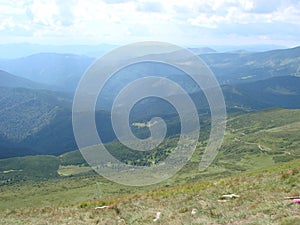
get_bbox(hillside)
[223,75,300,110]
[0,155,60,184]
[0,75,300,159]
[0,86,128,158]
[0,87,75,158]
[2,159,299,224]
[200,46,300,84]
[130,75,300,118]
[60,108,300,174]
[1,108,299,182]
[0,108,299,224]
[0,70,50,89]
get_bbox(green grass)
[0,155,60,184]
[211,108,300,173]
[1,159,299,224]
[51,108,300,175]
[0,108,300,224]
[57,165,93,176]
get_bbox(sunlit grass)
[1,108,300,224]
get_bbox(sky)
[0,0,300,47]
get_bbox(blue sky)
[0,0,300,47]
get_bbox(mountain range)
[1,43,300,225]
[200,46,300,84]
[0,46,299,92]
[0,53,93,91]
[0,45,300,159]
[0,74,299,159]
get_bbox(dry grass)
[2,160,300,225]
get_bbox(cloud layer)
[0,0,299,46]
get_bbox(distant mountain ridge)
[0,70,52,90]
[0,46,299,92]
[0,43,116,59]
[0,53,93,91]
[188,47,217,54]
[131,75,300,118]
[200,46,300,84]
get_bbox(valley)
[0,108,299,224]
[1,73,300,159]
[0,45,299,224]
[1,0,300,223]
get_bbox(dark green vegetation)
[1,74,300,159]
[0,155,60,184]
[0,87,123,158]
[0,115,299,224]
[0,87,75,158]
[223,76,300,110]
[1,108,299,184]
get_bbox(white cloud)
[55,0,76,26]
[186,0,300,28]
[136,1,164,13]
[0,0,299,46]
[102,0,133,4]
[28,0,60,26]
[0,17,16,30]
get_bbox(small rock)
[153,212,161,222]
[191,208,197,215]
[94,205,110,209]
[220,194,240,199]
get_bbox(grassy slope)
[210,108,300,173]
[0,108,300,224]
[0,155,60,184]
[1,159,299,224]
